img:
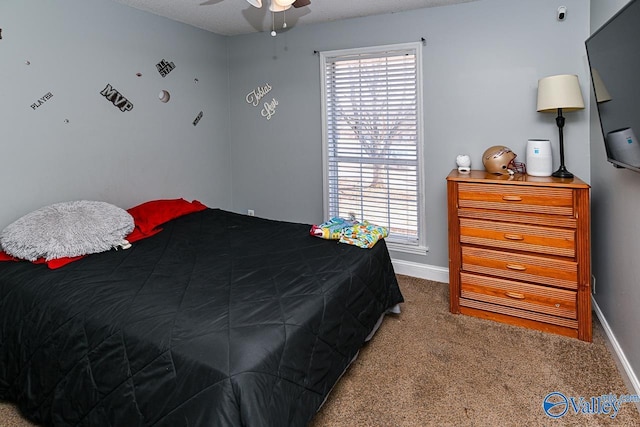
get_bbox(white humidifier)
[526,139,552,177]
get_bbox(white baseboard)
[391,259,449,283]
[592,296,640,412]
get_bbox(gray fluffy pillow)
[0,200,134,261]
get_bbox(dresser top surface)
[446,169,590,189]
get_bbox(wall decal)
[193,111,203,126]
[246,83,279,120]
[30,92,53,110]
[158,90,170,103]
[246,83,272,107]
[194,78,199,84]
[100,84,133,112]
[0,28,3,40]
[136,72,142,77]
[261,98,278,120]
[156,59,175,78]
[25,60,30,65]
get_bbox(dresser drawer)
[460,272,577,320]
[459,218,575,258]
[458,182,574,216]
[461,246,578,290]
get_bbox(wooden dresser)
[446,170,591,341]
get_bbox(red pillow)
[37,255,85,269]
[126,198,208,241]
[0,249,82,267]
[0,251,17,262]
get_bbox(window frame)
[320,42,427,255]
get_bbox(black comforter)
[0,209,403,426]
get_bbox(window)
[320,43,425,253]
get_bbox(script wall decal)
[261,98,278,120]
[246,83,278,121]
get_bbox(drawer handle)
[502,195,523,202]
[504,233,524,241]
[506,264,527,271]
[505,292,525,300]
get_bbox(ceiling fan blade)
[292,0,311,8]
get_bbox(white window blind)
[321,44,424,248]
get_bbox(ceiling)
[115,0,478,37]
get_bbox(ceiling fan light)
[246,0,262,7]
[269,1,292,12]
[273,0,296,7]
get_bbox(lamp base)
[552,165,574,179]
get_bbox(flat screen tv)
[585,0,640,172]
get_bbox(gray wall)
[0,0,232,227]
[590,0,640,394]
[227,0,590,271]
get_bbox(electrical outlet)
[591,274,596,294]
[247,209,255,216]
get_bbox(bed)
[0,205,403,426]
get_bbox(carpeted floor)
[310,275,640,426]
[2,275,639,426]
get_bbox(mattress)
[0,208,403,426]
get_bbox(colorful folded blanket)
[310,217,357,240]
[339,220,388,248]
[310,217,388,248]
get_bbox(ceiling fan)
[246,0,312,35]
[246,0,311,10]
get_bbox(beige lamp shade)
[273,0,296,6]
[246,0,262,7]
[537,74,585,112]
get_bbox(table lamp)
[536,74,585,178]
